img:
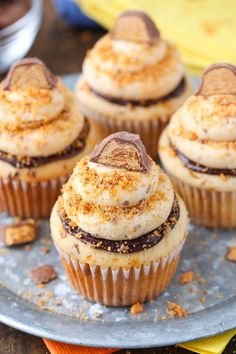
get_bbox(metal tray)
[0,74,236,348]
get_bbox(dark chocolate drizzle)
[0,119,90,169]
[174,146,236,176]
[59,196,180,254]
[91,77,186,107]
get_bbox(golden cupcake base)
[171,176,236,228]
[0,176,68,219]
[58,242,184,307]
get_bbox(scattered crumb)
[41,246,50,254]
[40,238,51,246]
[211,232,217,240]
[194,273,206,285]
[178,271,194,285]
[225,246,236,262]
[45,291,53,299]
[94,310,102,318]
[38,283,46,289]
[0,248,9,255]
[166,301,187,318]
[199,296,206,303]
[130,302,144,315]
[30,264,57,284]
[160,315,167,321]
[54,299,63,306]
[178,271,206,286]
[38,299,46,309]
[24,245,31,252]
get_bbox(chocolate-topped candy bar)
[2,57,56,91]
[111,10,160,44]
[196,63,236,96]
[89,131,151,172]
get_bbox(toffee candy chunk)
[89,131,151,172]
[196,63,236,96]
[3,219,36,246]
[30,264,58,284]
[2,57,56,91]
[111,10,160,44]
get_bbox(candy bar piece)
[30,264,58,284]
[2,57,56,91]
[3,219,36,246]
[196,63,236,96]
[111,10,160,44]
[90,131,151,172]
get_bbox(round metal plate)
[0,74,235,348]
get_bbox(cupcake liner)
[92,115,167,160]
[55,240,185,306]
[0,176,68,218]
[170,176,236,228]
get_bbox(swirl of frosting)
[81,11,185,100]
[0,58,85,157]
[61,132,175,241]
[167,64,236,169]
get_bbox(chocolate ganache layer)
[90,77,186,107]
[59,196,180,254]
[0,119,90,169]
[174,146,236,176]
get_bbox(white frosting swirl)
[168,94,236,169]
[81,34,185,100]
[62,157,175,241]
[0,78,85,157]
[0,79,65,128]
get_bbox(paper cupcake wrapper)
[55,240,185,306]
[0,176,68,218]
[91,115,167,160]
[170,176,236,228]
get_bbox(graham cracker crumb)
[166,301,187,318]
[178,271,194,285]
[130,302,144,315]
[225,246,236,262]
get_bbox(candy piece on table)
[3,219,36,246]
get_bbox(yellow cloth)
[44,329,236,354]
[75,0,236,75]
[179,329,236,354]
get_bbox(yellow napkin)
[179,329,236,354]
[75,0,236,75]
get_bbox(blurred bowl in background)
[53,0,99,28]
[0,0,42,74]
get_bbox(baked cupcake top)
[167,63,236,173]
[58,132,180,254]
[0,58,89,168]
[80,10,186,103]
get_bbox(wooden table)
[0,1,235,353]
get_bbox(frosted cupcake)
[50,132,189,306]
[159,63,236,228]
[0,58,102,218]
[76,10,191,159]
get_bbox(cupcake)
[50,132,189,306]
[159,63,236,228]
[0,58,103,218]
[76,10,191,159]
